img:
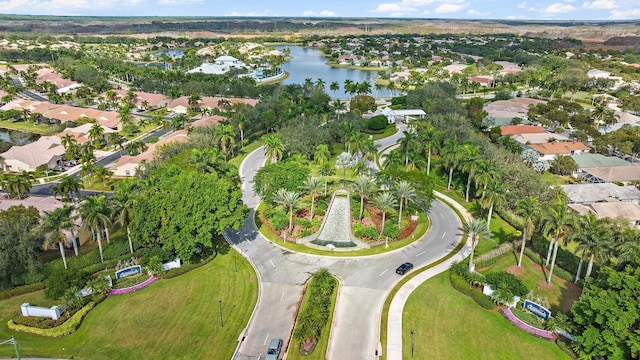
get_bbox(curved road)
[226,121,465,360]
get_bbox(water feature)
[156,49,184,58]
[276,45,391,99]
[0,128,40,146]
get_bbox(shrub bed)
[109,276,157,295]
[449,272,495,310]
[0,282,44,300]
[502,307,554,340]
[7,301,96,337]
[112,274,151,289]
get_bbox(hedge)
[449,272,495,310]
[0,282,44,300]
[7,301,96,337]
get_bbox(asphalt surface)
[227,121,464,360]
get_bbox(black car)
[395,262,414,275]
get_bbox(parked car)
[395,262,414,275]
[266,338,283,360]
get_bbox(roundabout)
[225,121,471,360]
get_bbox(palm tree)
[188,93,202,113]
[460,218,491,272]
[301,176,323,220]
[189,148,223,174]
[441,138,462,191]
[262,134,284,164]
[318,163,334,196]
[393,180,416,230]
[107,132,125,150]
[313,144,331,166]
[515,196,538,268]
[329,81,340,97]
[51,176,83,202]
[111,183,137,254]
[374,192,397,236]
[346,131,367,159]
[273,188,301,235]
[351,175,376,222]
[35,205,75,269]
[78,195,112,262]
[6,174,31,199]
[215,124,236,156]
[398,130,419,169]
[480,179,506,230]
[93,166,113,188]
[381,150,403,171]
[417,123,440,176]
[88,124,105,146]
[79,159,96,186]
[60,133,75,150]
[542,201,575,284]
[460,144,480,203]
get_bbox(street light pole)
[0,337,20,359]
[233,250,238,272]
[218,300,224,328]
[411,329,416,358]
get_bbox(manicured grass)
[0,249,258,360]
[0,120,64,135]
[256,203,430,257]
[368,125,398,141]
[287,276,339,360]
[478,253,581,313]
[541,171,573,186]
[402,273,570,360]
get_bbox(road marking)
[442,232,446,239]
[416,251,425,257]
[269,260,276,268]
[264,333,270,345]
[280,291,285,302]
[440,213,444,219]
[379,269,388,277]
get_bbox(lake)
[0,128,40,146]
[276,46,391,99]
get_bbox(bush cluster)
[0,282,44,300]
[264,207,289,232]
[485,271,529,297]
[382,219,399,239]
[449,272,495,310]
[293,269,337,348]
[7,301,96,337]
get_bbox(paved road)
[227,121,463,360]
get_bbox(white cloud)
[517,2,527,9]
[372,3,417,13]
[320,10,335,16]
[157,0,201,4]
[227,9,275,16]
[609,8,640,19]
[541,3,576,13]
[582,0,616,9]
[302,10,336,16]
[435,3,466,13]
[303,10,314,16]
[467,9,488,16]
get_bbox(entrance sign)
[523,300,551,320]
[115,265,142,279]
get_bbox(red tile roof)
[500,125,546,135]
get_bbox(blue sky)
[0,0,638,20]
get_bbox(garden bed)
[502,307,554,340]
[109,276,157,295]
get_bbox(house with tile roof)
[512,133,571,145]
[569,202,640,228]
[499,125,546,136]
[56,123,117,144]
[581,165,640,183]
[109,130,189,176]
[527,141,590,161]
[1,136,65,172]
[168,96,258,114]
[561,183,640,204]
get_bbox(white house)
[380,107,426,124]
[1,136,65,172]
[186,55,247,75]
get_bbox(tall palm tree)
[480,178,506,230]
[381,150,403,171]
[393,180,416,230]
[329,81,340,97]
[542,201,575,284]
[301,176,323,220]
[351,175,376,222]
[93,166,113,188]
[374,192,397,236]
[313,144,331,166]
[398,130,419,169]
[80,159,96,186]
[6,174,31,199]
[460,218,491,272]
[346,131,367,159]
[35,205,74,269]
[88,124,105,146]
[441,138,462,191]
[571,213,600,282]
[417,123,440,176]
[262,134,284,164]
[189,148,223,174]
[515,196,538,268]
[111,182,137,254]
[60,133,75,150]
[107,132,125,150]
[460,144,480,203]
[78,195,112,262]
[273,188,301,235]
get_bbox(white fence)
[21,303,61,320]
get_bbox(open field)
[0,249,258,360]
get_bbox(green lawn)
[0,249,258,360]
[0,120,64,135]
[402,273,570,360]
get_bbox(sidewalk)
[385,191,472,360]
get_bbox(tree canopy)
[0,205,43,289]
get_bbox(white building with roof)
[1,136,65,172]
[187,56,247,75]
[380,107,426,124]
